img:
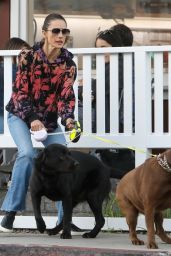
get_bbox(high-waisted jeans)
[1,113,65,222]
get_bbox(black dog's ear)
[34,149,46,171]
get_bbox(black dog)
[30,143,111,239]
[95,149,135,179]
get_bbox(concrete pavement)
[0,231,170,255]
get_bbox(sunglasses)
[46,28,70,35]
[96,30,113,38]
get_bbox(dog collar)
[157,153,171,173]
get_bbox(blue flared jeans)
[1,113,65,221]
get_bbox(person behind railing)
[0,38,31,172]
[0,38,31,134]
[0,13,82,233]
[95,29,124,132]
[78,29,123,133]
[92,26,135,176]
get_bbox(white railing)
[1,46,171,166]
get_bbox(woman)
[0,13,80,232]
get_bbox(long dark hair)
[95,29,123,47]
[110,24,133,46]
[4,37,30,50]
[42,13,67,31]
[1,37,30,63]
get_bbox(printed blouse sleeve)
[57,61,77,126]
[12,50,39,123]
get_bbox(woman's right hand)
[31,120,45,131]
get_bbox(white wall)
[10,0,34,45]
[34,14,115,47]
[34,14,171,47]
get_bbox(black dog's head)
[35,143,79,175]
[95,149,135,179]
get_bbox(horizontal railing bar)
[1,45,171,56]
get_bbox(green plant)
[163,208,171,218]
[103,192,171,219]
[103,192,124,217]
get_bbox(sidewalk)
[0,231,170,256]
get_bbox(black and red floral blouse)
[6,42,77,131]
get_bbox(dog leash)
[44,121,82,144]
[37,122,156,157]
[82,131,157,157]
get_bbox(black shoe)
[0,211,16,232]
[71,223,85,232]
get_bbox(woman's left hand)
[66,118,82,143]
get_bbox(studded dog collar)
[157,153,171,173]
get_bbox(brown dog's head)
[34,143,79,175]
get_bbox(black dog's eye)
[59,155,65,161]
[59,152,66,161]
[58,149,70,161]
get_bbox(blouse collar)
[33,41,74,64]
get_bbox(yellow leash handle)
[69,121,82,143]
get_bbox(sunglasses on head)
[46,28,70,35]
[96,30,113,38]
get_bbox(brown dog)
[116,149,171,249]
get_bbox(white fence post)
[96,54,106,134]
[123,53,133,134]
[168,52,171,133]
[83,55,92,133]
[134,49,151,166]
[153,52,164,134]
[3,56,13,135]
[109,54,119,134]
